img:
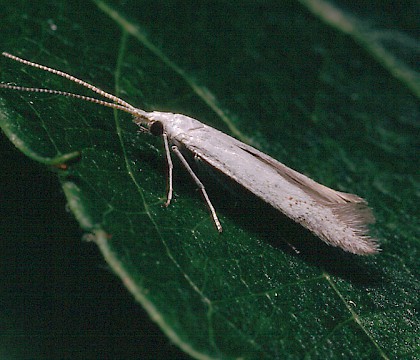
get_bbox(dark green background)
[0,1,418,359]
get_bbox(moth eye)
[150,121,164,136]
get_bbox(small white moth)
[0,52,379,255]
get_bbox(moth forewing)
[1,52,379,255]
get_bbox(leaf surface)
[0,1,419,359]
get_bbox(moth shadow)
[196,165,383,286]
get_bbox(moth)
[0,52,379,255]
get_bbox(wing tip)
[329,202,380,255]
[344,236,381,255]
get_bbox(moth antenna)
[0,83,144,117]
[2,52,138,111]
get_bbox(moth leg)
[162,133,173,207]
[171,145,223,233]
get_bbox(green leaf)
[1,1,419,359]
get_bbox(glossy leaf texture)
[0,1,419,359]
